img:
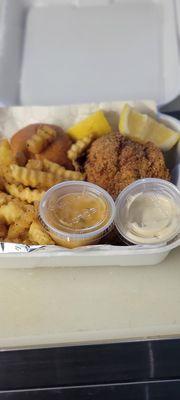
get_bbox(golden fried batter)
[85,133,170,199]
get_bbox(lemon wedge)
[119,104,179,151]
[68,111,112,141]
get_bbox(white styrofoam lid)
[0,0,180,106]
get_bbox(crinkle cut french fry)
[67,134,94,162]
[1,165,14,184]
[42,159,84,180]
[0,139,13,166]
[26,159,43,170]
[5,183,45,203]
[42,158,67,175]
[33,200,40,213]
[10,164,63,189]
[26,125,57,154]
[0,191,13,206]
[29,220,55,245]
[0,201,22,225]
[7,204,37,240]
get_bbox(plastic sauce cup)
[115,178,180,245]
[39,181,115,248]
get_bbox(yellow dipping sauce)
[39,182,115,248]
[50,193,108,232]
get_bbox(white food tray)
[0,101,179,268]
[0,0,179,106]
[0,0,179,267]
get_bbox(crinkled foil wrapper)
[0,235,180,254]
[0,243,118,254]
[0,242,169,254]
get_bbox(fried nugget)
[11,124,40,165]
[85,132,170,199]
[10,123,67,166]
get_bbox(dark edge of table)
[1,338,180,391]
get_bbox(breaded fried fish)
[85,133,170,199]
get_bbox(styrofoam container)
[0,0,179,267]
[0,0,179,106]
[0,105,179,267]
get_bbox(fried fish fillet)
[85,132,170,199]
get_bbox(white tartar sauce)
[126,191,180,244]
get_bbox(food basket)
[0,0,179,267]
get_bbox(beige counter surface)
[0,248,180,348]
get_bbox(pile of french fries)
[0,111,111,246]
[0,133,86,245]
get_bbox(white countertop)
[0,247,180,348]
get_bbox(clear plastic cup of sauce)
[39,181,115,248]
[115,178,180,245]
